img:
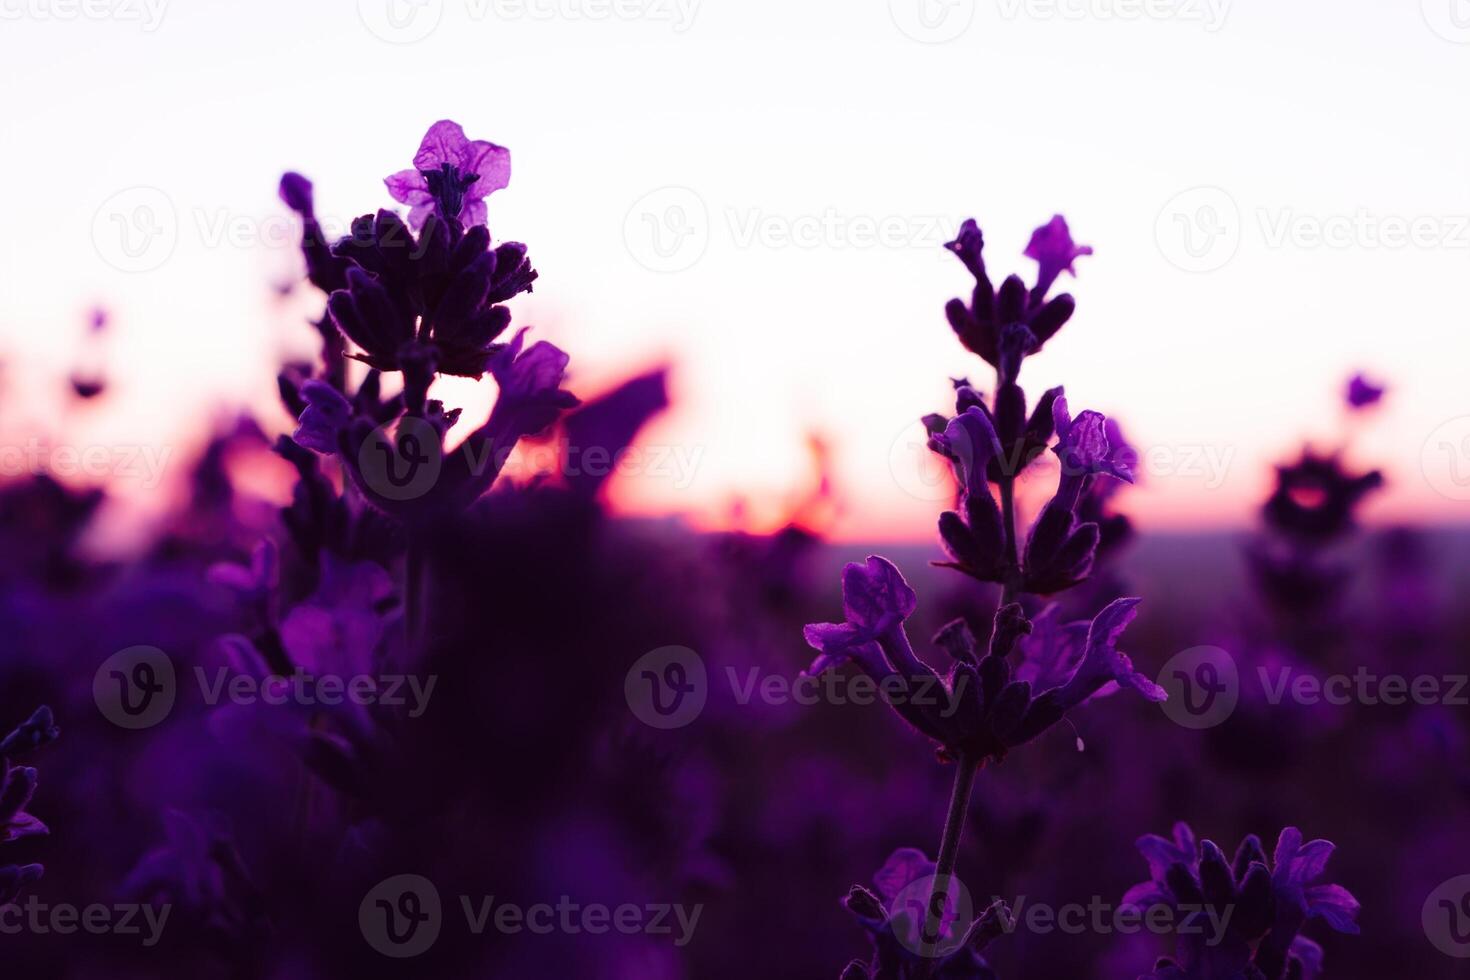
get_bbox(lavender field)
[5,4,1470,970]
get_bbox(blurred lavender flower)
[1263,453,1383,544]
[1344,374,1385,410]
[0,708,57,908]
[1124,823,1358,980]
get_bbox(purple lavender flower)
[839,847,1007,979]
[0,706,60,758]
[385,120,511,230]
[1263,452,1383,543]
[292,379,355,454]
[1123,823,1358,980]
[1024,214,1093,303]
[1021,397,1132,594]
[944,216,1088,366]
[804,561,1161,765]
[0,708,57,910]
[325,212,535,388]
[1344,373,1385,410]
[0,765,46,843]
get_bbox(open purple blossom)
[292,380,354,454]
[1019,397,1132,594]
[839,847,1007,980]
[385,120,511,230]
[804,560,1162,765]
[1123,823,1358,980]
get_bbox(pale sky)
[2,0,1468,540]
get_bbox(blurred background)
[3,0,1468,543]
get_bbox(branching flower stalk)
[810,215,1167,979]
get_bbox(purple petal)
[385,168,430,206]
[1304,883,1360,934]
[841,556,917,630]
[873,847,936,901]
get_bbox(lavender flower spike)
[386,120,511,230]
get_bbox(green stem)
[999,476,1021,606]
[919,753,978,968]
